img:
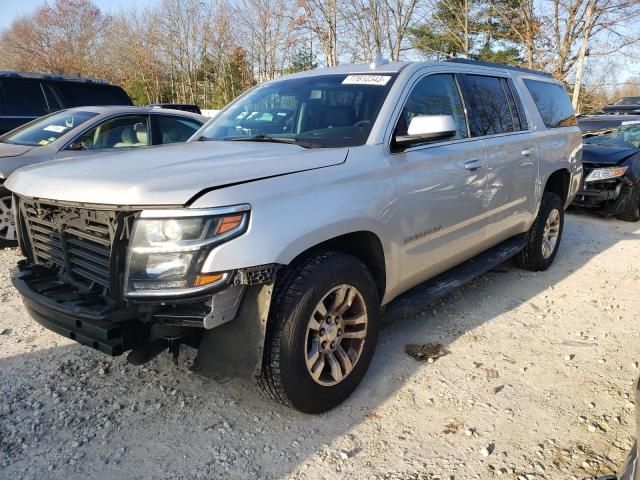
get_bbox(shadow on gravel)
[0,212,637,480]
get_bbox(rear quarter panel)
[513,75,583,213]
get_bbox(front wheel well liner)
[544,169,570,205]
[285,231,387,300]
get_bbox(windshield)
[0,110,98,146]
[583,122,640,148]
[614,97,640,106]
[197,74,397,148]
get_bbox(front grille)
[19,199,124,294]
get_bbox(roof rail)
[0,70,109,84]
[442,58,553,78]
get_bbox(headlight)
[125,205,249,297]
[584,166,628,182]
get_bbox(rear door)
[388,72,488,290]
[0,79,50,134]
[461,73,538,245]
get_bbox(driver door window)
[71,115,149,150]
[395,74,468,141]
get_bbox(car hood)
[0,143,35,159]
[5,141,348,206]
[582,144,638,165]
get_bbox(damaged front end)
[11,195,279,378]
[572,164,637,216]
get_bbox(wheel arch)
[543,168,570,206]
[284,230,387,301]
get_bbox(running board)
[384,234,526,321]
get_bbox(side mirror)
[394,115,457,150]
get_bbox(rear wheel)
[0,188,17,248]
[616,185,640,222]
[259,251,379,413]
[515,192,564,271]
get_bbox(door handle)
[521,148,533,157]
[464,159,484,171]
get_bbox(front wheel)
[0,187,17,248]
[259,251,379,413]
[616,186,640,222]
[515,192,564,271]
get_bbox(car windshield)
[197,74,397,148]
[0,110,98,146]
[614,97,640,106]
[583,122,640,148]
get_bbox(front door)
[388,73,488,293]
[56,115,151,158]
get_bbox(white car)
[0,106,206,246]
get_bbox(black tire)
[259,251,380,413]
[616,186,640,222]
[0,187,17,249]
[515,192,564,271]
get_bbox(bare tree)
[536,0,640,111]
[341,0,419,62]
[236,0,298,80]
[0,0,112,78]
[299,0,339,66]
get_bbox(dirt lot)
[1,211,638,480]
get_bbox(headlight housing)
[125,205,249,297]
[584,166,628,182]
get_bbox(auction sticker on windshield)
[342,75,391,86]
[43,125,68,133]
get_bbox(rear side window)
[0,79,49,116]
[523,79,577,129]
[52,83,132,107]
[154,115,202,144]
[463,75,515,136]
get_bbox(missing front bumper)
[573,180,634,216]
[13,260,277,373]
[12,264,144,355]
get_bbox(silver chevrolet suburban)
[6,59,582,413]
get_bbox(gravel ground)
[1,211,639,480]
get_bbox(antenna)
[370,54,389,69]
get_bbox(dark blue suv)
[0,71,132,135]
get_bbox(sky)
[2,0,638,87]
[0,0,155,31]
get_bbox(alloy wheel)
[541,208,560,259]
[304,284,368,386]
[0,196,16,242]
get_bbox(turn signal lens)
[194,272,226,286]
[215,214,244,235]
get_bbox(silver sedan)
[0,106,207,246]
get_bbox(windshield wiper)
[226,134,313,149]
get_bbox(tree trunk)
[572,0,596,112]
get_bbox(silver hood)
[5,141,348,206]
[0,143,35,158]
